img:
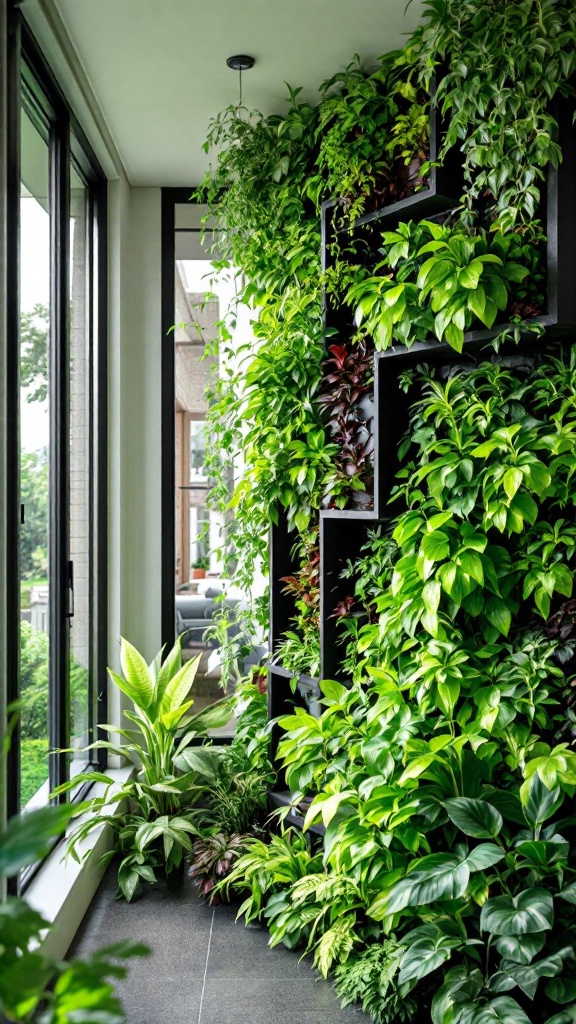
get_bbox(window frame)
[6,8,108,887]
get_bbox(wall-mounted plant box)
[373,336,570,508]
[320,509,379,680]
[322,91,576,345]
[268,663,320,787]
[321,92,463,247]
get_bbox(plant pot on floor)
[192,568,206,579]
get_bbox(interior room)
[1,1,576,1022]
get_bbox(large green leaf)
[522,774,564,827]
[493,949,570,1000]
[173,746,221,778]
[546,976,576,1005]
[385,853,469,914]
[153,635,183,709]
[118,637,154,710]
[432,966,484,1024]
[0,804,79,877]
[0,897,48,947]
[160,653,202,715]
[398,924,461,988]
[465,843,505,872]
[481,888,554,935]
[459,996,532,1024]
[494,933,546,965]
[445,797,503,838]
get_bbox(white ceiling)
[51,0,423,187]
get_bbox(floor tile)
[69,863,369,1023]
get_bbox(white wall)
[107,180,163,670]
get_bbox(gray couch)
[175,588,267,675]
[175,588,240,649]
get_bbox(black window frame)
[6,7,108,888]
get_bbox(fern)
[290,872,360,906]
[313,914,357,978]
[334,941,417,1024]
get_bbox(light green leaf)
[160,653,202,715]
[119,638,154,710]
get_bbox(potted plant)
[192,556,209,579]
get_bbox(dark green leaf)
[445,798,503,839]
[481,888,554,935]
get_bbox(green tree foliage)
[20,449,48,582]
[20,303,48,404]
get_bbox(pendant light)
[226,55,255,109]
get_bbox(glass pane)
[173,222,254,740]
[19,106,50,808]
[69,161,91,776]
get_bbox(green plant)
[192,746,271,835]
[192,555,209,570]
[415,0,576,228]
[269,352,576,1021]
[275,539,321,678]
[219,828,323,926]
[307,53,430,223]
[188,832,250,903]
[334,942,418,1024]
[0,790,148,1022]
[230,669,271,767]
[347,220,538,352]
[58,636,233,900]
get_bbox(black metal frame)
[160,186,204,651]
[6,1,22,828]
[4,7,109,883]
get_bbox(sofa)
[174,587,240,649]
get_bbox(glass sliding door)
[6,19,108,849]
[68,156,91,780]
[19,103,51,807]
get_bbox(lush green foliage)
[198,0,575,677]
[348,220,543,352]
[334,942,417,1024]
[186,673,274,901]
[307,52,429,223]
[415,0,576,228]
[264,353,576,1022]
[197,8,576,1021]
[59,636,233,900]
[0,790,148,1021]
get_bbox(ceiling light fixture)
[226,54,255,108]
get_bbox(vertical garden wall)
[200,2,576,1022]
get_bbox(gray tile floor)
[69,864,368,1024]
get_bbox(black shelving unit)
[267,85,576,802]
